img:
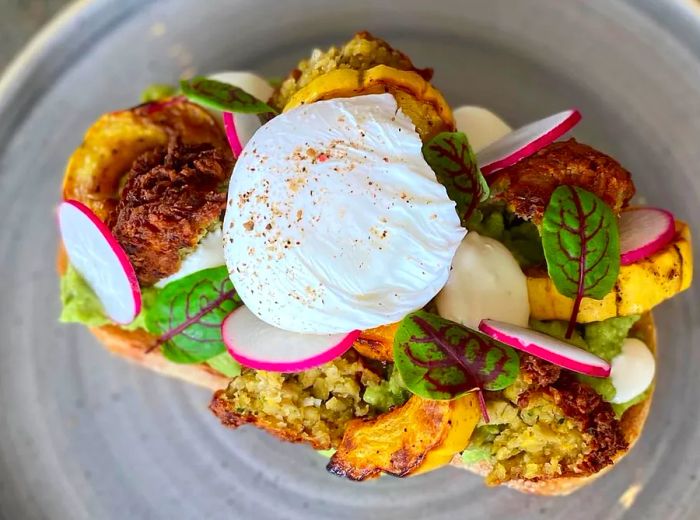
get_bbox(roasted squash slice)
[62,98,226,221]
[353,322,399,362]
[327,393,480,480]
[283,65,454,141]
[528,221,692,322]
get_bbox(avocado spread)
[362,365,410,412]
[60,264,155,331]
[530,315,649,414]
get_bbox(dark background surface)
[0,0,68,70]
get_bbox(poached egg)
[223,93,465,334]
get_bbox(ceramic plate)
[0,0,698,518]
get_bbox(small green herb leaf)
[180,76,277,114]
[541,186,620,338]
[161,343,200,364]
[146,266,242,363]
[140,83,176,103]
[422,131,489,225]
[206,351,241,378]
[393,311,519,419]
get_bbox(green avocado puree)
[61,265,238,379]
[60,264,155,331]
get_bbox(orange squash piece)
[353,322,399,362]
[327,393,480,480]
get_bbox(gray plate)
[0,0,698,518]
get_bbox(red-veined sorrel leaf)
[180,76,277,114]
[393,311,519,420]
[422,131,489,225]
[145,266,242,363]
[541,186,620,338]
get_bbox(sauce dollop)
[436,232,529,329]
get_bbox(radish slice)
[207,71,274,156]
[223,112,243,157]
[58,200,141,324]
[453,106,512,152]
[478,319,610,377]
[222,306,359,372]
[477,109,581,175]
[619,207,675,265]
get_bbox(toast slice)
[59,245,655,493]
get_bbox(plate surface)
[0,0,699,518]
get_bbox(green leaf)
[393,311,519,415]
[146,266,242,363]
[206,351,241,378]
[162,342,200,364]
[422,131,489,225]
[140,83,176,103]
[541,186,620,337]
[180,76,277,114]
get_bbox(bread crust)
[449,313,656,495]
[58,245,228,391]
[89,326,228,391]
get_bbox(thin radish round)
[477,109,581,175]
[452,106,512,152]
[222,306,359,372]
[223,112,243,157]
[478,319,610,377]
[58,200,141,324]
[207,71,274,156]
[619,207,675,265]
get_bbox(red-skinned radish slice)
[619,207,675,265]
[478,319,610,377]
[222,306,359,372]
[223,112,243,157]
[477,109,581,175]
[58,200,141,324]
[453,106,512,152]
[207,71,274,157]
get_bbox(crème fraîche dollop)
[223,93,465,333]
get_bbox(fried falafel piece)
[209,351,389,450]
[270,31,432,111]
[489,139,636,224]
[110,137,234,286]
[475,355,627,485]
